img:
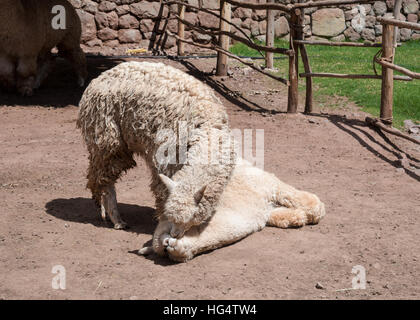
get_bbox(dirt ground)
[0,57,419,300]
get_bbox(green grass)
[230,39,420,127]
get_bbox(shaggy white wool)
[140,158,326,262]
[78,61,236,232]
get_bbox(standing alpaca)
[78,61,235,233]
[0,0,87,95]
[139,158,326,262]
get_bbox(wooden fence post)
[393,0,402,50]
[296,7,313,114]
[265,0,275,69]
[216,0,231,76]
[177,1,186,56]
[287,9,299,113]
[380,23,395,125]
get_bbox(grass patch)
[230,39,420,127]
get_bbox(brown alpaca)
[0,0,87,95]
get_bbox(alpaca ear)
[194,185,206,205]
[159,174,177,193]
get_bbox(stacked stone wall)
[69,0,420,54]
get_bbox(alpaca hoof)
[100,206,108,221]
[163,236,192,262]
[114,221,128,230]
[138,246,153,255]
[78,77,85,87]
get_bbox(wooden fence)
[150,0,419,144]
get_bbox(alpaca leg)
[86,149,136,229]
[34,53,54,89]
[267,207,307,228]
[70,46,87,87]
[167,215,265,262]
[141,210,266,262]
[0,55,16,91]
[138,219,172,257]
[16,56,37,96]
[273,182,326,226]
[57,43,87,87]
[270,189,325,228]
[293,191,326,225]
[100,184,127,230]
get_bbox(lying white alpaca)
[78,61,235,233]
[139,158,326,262]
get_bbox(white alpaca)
[78,61,235,233]
[139,158,326,262]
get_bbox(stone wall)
[305,0,420,42]
[69,0,420,55]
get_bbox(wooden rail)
[377,17,420,32]
[300,72,412,81]
[366,117,420,145]
[375,58,420,80]
[294,40,382,48]
[225,0,292,12]
[293,0,374,8]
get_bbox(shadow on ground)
[0,57,124,108]
[45,197,184,266]
[312,113,420,182]
[45,197,157,235]
[45,197,217,266]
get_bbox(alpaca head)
[159,174,206,229]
